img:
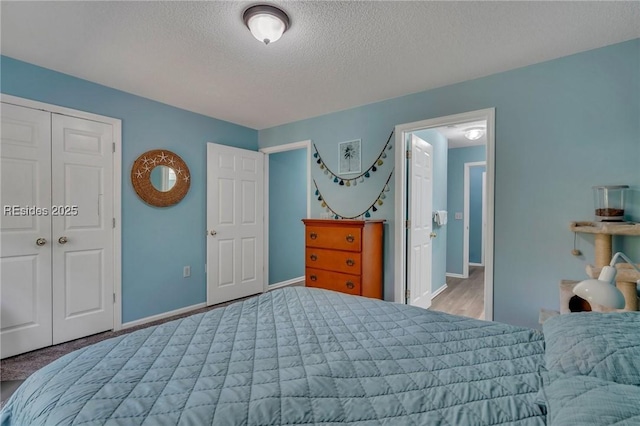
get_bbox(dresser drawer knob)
[346,281,355,289]
[310,232,318,240]
[345,234,355,243]
[346,259,355,266]
[310,254,317,261]
[310,275,317,281]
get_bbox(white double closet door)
[1,102,115,359]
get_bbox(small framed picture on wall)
[338,139,361,174]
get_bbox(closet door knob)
[58,236,68,244]
[345,234,355,243]
[36,238,47,246]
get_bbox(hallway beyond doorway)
[430,266,485,320]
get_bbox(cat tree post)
[594,233,612,267]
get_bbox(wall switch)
[455,212,463,220]
[183,266,191,278]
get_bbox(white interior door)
[207,143,264,305]
[0,103,53,358]
[407,134,433,309]
[51,114,114,344]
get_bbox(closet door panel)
[0,103,53,358]
[51,114,114,344]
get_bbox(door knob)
[36,238,47,246]
[209,230,217,236]
[430,232,437,239]
[58,236,68,244]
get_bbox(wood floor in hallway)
[430,266,485,320]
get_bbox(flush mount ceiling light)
[243,4,290,45]
[464,127,485,141]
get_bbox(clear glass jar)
[593,185,628,221]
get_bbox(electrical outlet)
[455,212,463,220]
[183,266,191,278]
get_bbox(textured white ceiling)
[2,1,639,130]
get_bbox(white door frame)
[394,108,495,320]
[482,172,486,266]
[259,140,311,291]
[464,161,486,272]
[1,94,123,330]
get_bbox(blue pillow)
[543,312,640,385]
[539,371,640,426]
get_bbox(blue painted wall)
[469,165,486,264]
[0,56,258,323]
[447,146,486,274]
[268,149,306,284]
[260,39,640,329]
[413,129,448,295]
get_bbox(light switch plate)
[455,212,463,220]
[183,266,191,278]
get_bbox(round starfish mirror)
[131,149,190,207]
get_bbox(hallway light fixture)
[573,251,640,309]
[243,5,290,45]
[464,127,485,141]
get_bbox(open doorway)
[394,109,494,321]
[260,141,311,291]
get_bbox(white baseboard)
[431,284,448,299]
[121,302,207,330]
[469,262,484,267]
[267,276,305,291]
[446,273,465,279]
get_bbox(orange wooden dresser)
[302,219,384,299]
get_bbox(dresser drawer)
[306,268,361,296]
[305,225,361,252]
[306,247,361,274]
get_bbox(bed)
[1,287,638,425]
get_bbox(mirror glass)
[150,165,177,192]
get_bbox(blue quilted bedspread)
[1,287,545,425]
